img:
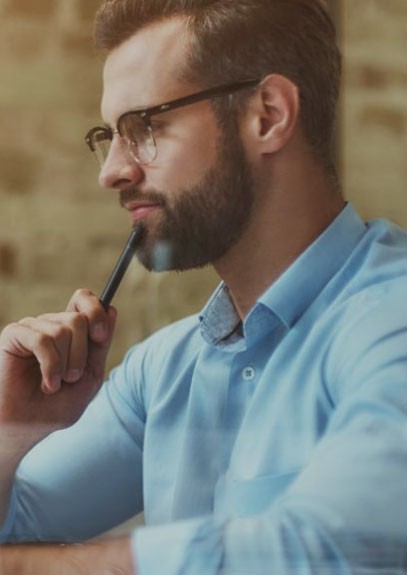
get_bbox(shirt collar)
[199,283,243,346]
[200,204,367,347]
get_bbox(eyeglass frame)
[85,78,261,165]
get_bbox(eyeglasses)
[85,78,260,167]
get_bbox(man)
[0,0,406,573]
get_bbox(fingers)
[65,290,118,374]
[66,289,114,344]
[18,314,89,392]
[1,290,117,396]
[1,321,65,394]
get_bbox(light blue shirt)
[1,204,407,574]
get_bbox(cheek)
[148,114,220,191]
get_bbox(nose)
[98,135,144,190]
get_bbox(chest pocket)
[216,469,300,518]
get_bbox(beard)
[120,120,255,272]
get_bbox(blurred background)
[0,0,405,371]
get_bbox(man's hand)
[0,289,117,447]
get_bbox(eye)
[119,114,147,145]
[117,113,158,164]
[150,119,166,133]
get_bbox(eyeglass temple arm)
[139,78,261,119]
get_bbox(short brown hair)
[94,0,341,171]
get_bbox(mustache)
[119,187,167,208]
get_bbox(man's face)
[119,118,254,271]
[100,18,254,271]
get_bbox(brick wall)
[342,0,406,224]
[0,0,405,369]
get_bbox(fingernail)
[93,322,107,340]
[65,369,81,383]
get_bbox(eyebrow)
[102,106,147,130]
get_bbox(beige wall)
[342,0,406,225]
[0,0,405,369]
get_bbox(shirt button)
[242,365,256,381]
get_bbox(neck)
[213,158,345,319]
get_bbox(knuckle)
[36,332,55,348]
[68,289,98,314]
[17,316,35,325]
[3,321,19,332]
[0,322,19,340]
[69,311,88,331]
[73,288,95,300]
[55,323,72,341]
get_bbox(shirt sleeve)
[0,345,147,543]
[132,283,407,575]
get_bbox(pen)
[99,224,144,310]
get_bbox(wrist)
[0,422,51,458]
[0,539,135,575]
[70,538,136,574]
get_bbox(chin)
[136,240,175,272]
[137,240,216,273]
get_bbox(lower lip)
[130,205,160,222]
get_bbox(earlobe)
[251,74,300,154]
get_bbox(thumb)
[87,306,118,381]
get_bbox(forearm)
[0,537,136,575]
[0,458,15,526]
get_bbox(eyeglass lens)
[119,115,156,165]
[90,115,157,166]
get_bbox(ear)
[246,74,300,155]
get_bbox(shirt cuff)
[132,516,223,575]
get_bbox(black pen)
[99,225,144,310]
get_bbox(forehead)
[101,17,192,122]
